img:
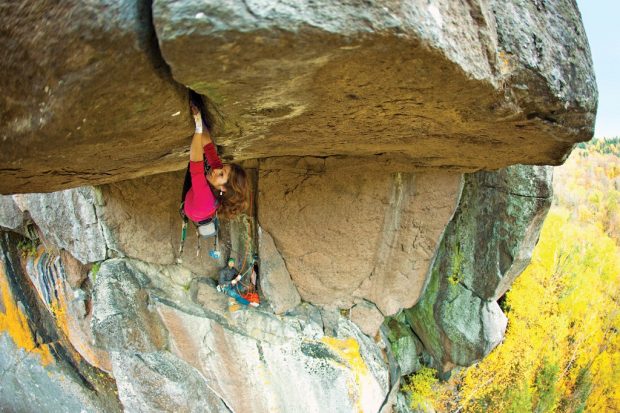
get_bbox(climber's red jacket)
[183,142,223,223]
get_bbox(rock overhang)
[151,0,598,167]
[0,0,597,194]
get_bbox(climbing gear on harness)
[177,203,221,261]
[196,215,220,258]
[197,216,217,238]
[177,218,189,263]
[209,248,221,260]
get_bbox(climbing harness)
[177,204,221,262]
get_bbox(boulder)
[350,300,385,338]
[258,226,301,314]
[406,279,507,370]
[458,165,553,299]
[0,0,597,193]
[258,157,462,315]
[403,165,551,370]
[10,187,108,264]
[0,0,188,194]
[154,0,595,168]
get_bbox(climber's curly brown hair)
[218,163,250,219]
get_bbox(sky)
[576,0,620,138]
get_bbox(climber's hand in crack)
[189,99,213,156]
[190,101,200,117]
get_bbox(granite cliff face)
[0,0,595,194]
[0,1,595,412]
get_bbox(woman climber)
[181,91,249,238]
[180,92,259,309]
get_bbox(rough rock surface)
[92,258,390,412]
[401,165,552,370]
[97,172,184,266]
[23,247,112,372]
[350,300,385,338]
[384,315,423,377]
[0,195,23,231]
[110,351,230,413]
[91,259,168,353]
[1,0,597,193]
[0,0,188,194]
[154,0,595,168]
[7,188,108,263]
[0,334,113,413]
[258,226,301,314]
[0,232,122,412]
[258,157,462,315]
[457,166,553,300]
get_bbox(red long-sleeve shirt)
[183,142,223,222]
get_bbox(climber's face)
[207,165,231,192]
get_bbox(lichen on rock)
[401,165,552,371]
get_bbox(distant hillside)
[576,137,620,156]
[401,145,620,412]
[555,137,620,241]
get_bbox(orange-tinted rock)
[60,250,88,289]
[0,0,187,194]
[258,156,462,315]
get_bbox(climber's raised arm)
[189,102,210,162]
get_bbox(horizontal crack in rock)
[481,184,551,199]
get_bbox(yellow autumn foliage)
[456,208,620,412]
[430,141,620,412]
[402,366,439,410]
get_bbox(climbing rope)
[234,189,259,301]
[236,184,254,269]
